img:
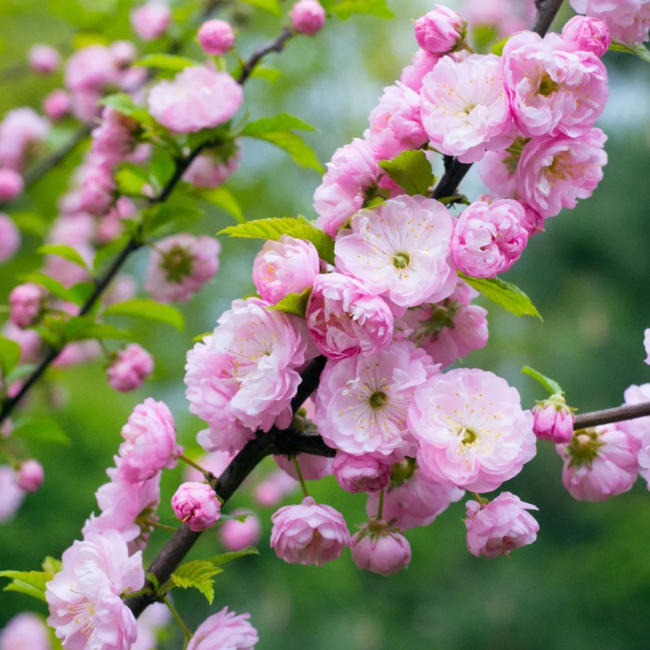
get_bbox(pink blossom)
[291,0,326,35]
[502,31,608,139]
[9,283,43,328]
[451,198,528,278]
[0,169,24,202]
[132,603,170,650]
[271,496,350,565]
[557,425,638,501]
[16,459,44,493]
[570,0,650,45]
[253,235,320,304]
[65,45,118,92]
[478,148,518,200]
[367,82,427,160]
[562,15,611,57]
[351,524,411,576]
[617,383,650,451]
[184,450,234,483]
[410,368,536,493]
[46,530,144,650]
[188,608,258,650]
[198,19,236,55]
[420,53,514,163]
[464,0,536,38]
[316,341,437,459]
[0,214,20,262]
[145,233,221,302]
[254,470,298,507]
[366,463,464,529]
[55,341,102,368]
[110,41,138,68]
[313,138,380,237]
[533,394,575,444]
[107,345,154,393]
[465,492,539,558]
[183,151,240,188]
[2,322,42,363]
[0,108,50,171]
[0,466,25,522]
[335,195,456,308]
[516,128,607,218]
[0,613,50,650]
[218,510,262,551]
[306,272,394,360]
[645,329,650,365]
[274,453,333,481]
[172,482,221,532]
[28,44,60,75]
[332,451,391,493]
[117,398,182,482]
[70,89,103,121]
[131,2,171,41]
[148,66,243,134]
[43,90,72,121]
[185,298,313,450]
[97,197,137,244]
[400,49,439,93]
[414,5,466,54]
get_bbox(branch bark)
[237,27,294,85]
[574,401,650,430]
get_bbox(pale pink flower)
[414,5,466,54]
[65,45,118,92]
[253,235,320,304]
[313,138,380,237]
[172,482,221,531]
[451,198,528,278]
[516,128,607,218]
[110,41,138,68]
[410,368,536,493]
[291,0,326,35]
[253,470,298,507]
[332,451,391,493]
[2,322,42,363]
[617,383,650,450]
[148,66,243,134]
[316,341,437,459]
[465,492,539,558]
[145,233,221,302]
[46,530,144,650]
[502,31,608,139]
[570,0,650,45]
[351,524,411,576]
[185,298,313,451]
[400,49,439,93]
[117,398,182,483]
[478,148,518,200]
[274,453,333,481]
[70,89,103,121]
[367,82,427,160]
[55,341,102,368]
[557,425,638,501]
[16,459,44,493]
[0,214,20,262]
[218,510,262,551]
[43,90,72,121]
[420,53,514,163]
[188,608,258,650]
[97,197,137,244]
[645,329,650,365]
[132,603,170,650]
[335,195,456,309]
[366,464,464,529]
[562,15,611,57]
[0,169,24,202]
[0,108,49,171]
[183,151,239,188]
[533,394,575,444]
[107,345,154,393]
[0,466,25,522]
[131,2,171,41]
[0,613,50,650]
[198,19,236,55]
[184,449,234,482]
[464,0,536,39]
[9,283,43,328]
[271,496,350,565]
[28,44,60,75]
[306,272,394,360]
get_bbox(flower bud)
[198,19,236,56]
[9,283,44,329]
[0,214,20,262]
[131,2,171,41]
[28,44,60,75]
[414,5,466,55]
[110,41,138,67]
[43,90,72,121]
[290,0,326,36]
[218,510,262,551]
[16,459,44,493]
[107,344,154,393]
[533,394,575,444]
[351,520,411,576]
[172,482,221,532]
[0,169,24,203]
[332,452,391,493]
[562,15,611,58]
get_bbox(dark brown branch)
[237,27,294,85]
[574,402,650,430]
[533,0,565,35]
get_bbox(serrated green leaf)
[219,216,334,264]
[20,272,76,304]
[329,0,394,20]
[134,54,198,71]
[207,547,259,566]
[38,244,89,270]
[522,366,563,396]
[115,164,152,197]
[250,66,283,83]
[245,132,323,172]
[459,273,542,319]
[0,571,49,602]
[169,560,222,604]
[198,187,244,223]
[610,41,650,63]
[378,150,433,196]
[11,416,71,445]
[98,93,155,126]
[241,114,317,137]
[268,287,312,317]
[105,299,185,331]
[0,336,21,379]
[238,0,282,16]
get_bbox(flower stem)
[178,454,210,479]
[151,521,179,532]
[293,457,309,498]
[377,488,385,520]
[163,596,192,645]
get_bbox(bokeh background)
[2,0,650,648]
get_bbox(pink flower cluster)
[570,0,650,46]
[0,108,49,172]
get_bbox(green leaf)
[219,216,335,264]
[64,317,138,343]
[115,163,152,197]
[206,547,259,566]
[11,416,71,445]
[328,0,394,19]
[245,131,323,172]
[42,557,63,576]
[38,244,89,270]
[198,187,244,223]
[437,195,470,206]
[250,66,283,83]
[192,332,212,343]
[20,272,76,304]
[0,571,49,603]
[610,41,650,63]
[147,195,205,233]
[459,273,542,319]
[521,366,563,396]
[492,36,510,56]
[378,150,434,196]
[241,114,317,137]
[169,560,222,604]
[134,53,198,71]
[11,212,48,236]
[0,336,21,379]
[237,0,282,16]
[105,299,185,331]
[98,93,155,126]
[268,287,312,317]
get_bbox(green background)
[1,0,650,648]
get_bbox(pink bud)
[533,394,575,444]
[198,19,236,56]
[290,0,326,36]
[16,459,44,493]
[107,344,154,393]
[414,5,466,55]
[9,283,44,329]
[131,2,172,41]
[172,482,221,532]
[0,169,24,203]
[562,15,611,58]
[218,510,262,551]
[0,213,21,262]
[351,524,411,576]
[332,452,391,493]
[110,41,138,67]
[43,90,72,121]
[28,44,60,75]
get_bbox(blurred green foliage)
[2,0,650,649]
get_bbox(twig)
[237,27,294,85]
[574,401,650,430]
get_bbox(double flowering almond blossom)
[351,523,412,576]
[0,614,50,650]
[570,0,650,45]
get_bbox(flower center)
[392,252,410,269]
[567,429,603,468]
[161,245,194,283]
[459,426,478,445]
[369,391,389,409]
[538,74,559,97]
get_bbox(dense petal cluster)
[332,451,391,493]
[107,344,154,393]
[570,0,650,45]
[188,608,258,650]
[351,523,412,576]
[198,19,236,55]
[172,482,221,532]
[533,394,575,444]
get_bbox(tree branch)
[237,27,294,85]
[574,401,650,430]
